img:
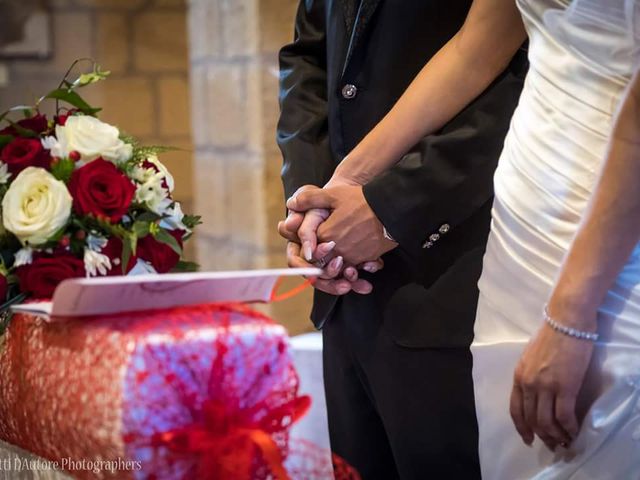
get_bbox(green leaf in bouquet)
[89,215,129,239]
[43,89,101,116]
[182,215,203,229]
[71,67,111,89]
[154,228,182,256]
[131,145,179,162]
[119,132,138,146]
[0,135,13,149]
[172,260,200,273]
[50,158,75,183]
[134,211,161,224]
[121,232,137,275]
[132,220,151,239]
[0,105,37,124]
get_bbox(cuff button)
[439,224,450,234]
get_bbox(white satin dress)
[471,1,640,478]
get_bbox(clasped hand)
[278,183,397,296]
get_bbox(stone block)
[95,13,129,74]
[90,76,155,138]
[188,65,208,146]
[259,61,282,156]
[133,11,188,72]
[187,0,222,59]
[228,153,267,247]
[259,0,297,54]
[203,65,248,148]
[74,0,147,8]
[220,0,258,57]
[158,75,191,137]
[153,0,186,6]
[193,152,229,239]
[15,12,93,75]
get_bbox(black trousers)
[322,293,481,480]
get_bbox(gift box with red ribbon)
[0,303,329,479]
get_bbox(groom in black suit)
[277,1,526,478]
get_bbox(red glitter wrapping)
[0,303,352,480]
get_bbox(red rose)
[137,230,184,273]
[54,110,78,126]
[0,114,49,136]
[0,274,7,302]
[101,237,137,276]
[68,158,136,222]
[16,253,85,299]
[0,137,51,174]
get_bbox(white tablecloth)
[289,333,329,450]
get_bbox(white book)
[10,268,321,321]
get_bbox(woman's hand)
[510,307,597,451]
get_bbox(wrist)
[546,292,599,331]
[333,148,378,187]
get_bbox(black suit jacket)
[278,0,526,348]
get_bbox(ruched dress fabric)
[471,0,640,478]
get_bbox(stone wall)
[0,0,194,243]
[188,0,314,335]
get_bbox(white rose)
[42,116,133,164]
[2,167,72,246]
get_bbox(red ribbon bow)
[151,394,310,480]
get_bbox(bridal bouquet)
[0,63,200,304]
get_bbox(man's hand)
[287,185,398,266]
[278,185,377,295]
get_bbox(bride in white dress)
[288,0,640,477]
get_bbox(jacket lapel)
[342,0,383,74]
[341,0,358,37]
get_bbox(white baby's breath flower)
[87,233,108,252]
[84,248,112,277]
[135,173,171,215]
[2,167,72,246]
[14,247,33,267]
[145,155,174,193]
[48,116,132,164]
[0,162,11,185]
[41,136,60,154]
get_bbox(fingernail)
[326,241,336,251]
[303,242,313,261]
[335,256,344,270]
[363,264,377,273]
[337,285,350,295]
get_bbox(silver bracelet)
[543,304,599,342]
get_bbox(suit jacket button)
[342,84,358,99]
[439,224,450,234]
